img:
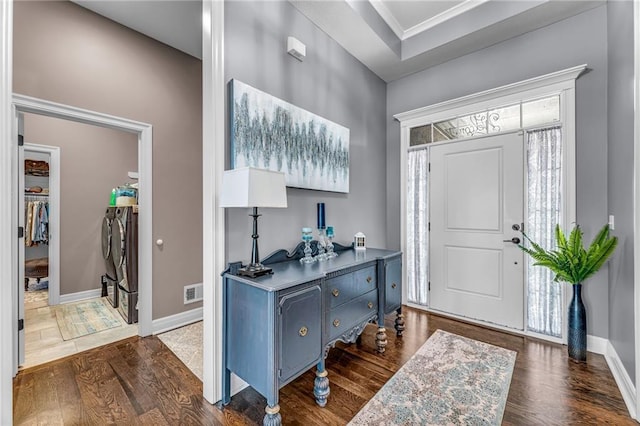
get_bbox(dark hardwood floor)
[13,306,635,425]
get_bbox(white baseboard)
[587,334,608,354]
[59,288,102,304]
[152,307,203,335]
[604,341,637,419]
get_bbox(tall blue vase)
[568,283,587,362]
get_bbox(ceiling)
[72,0,604,83]
[372,0,479,40]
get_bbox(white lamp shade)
[220,167,288,208]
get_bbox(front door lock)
[512,224,521,231]
[503,237,521,244]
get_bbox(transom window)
[409,95,560,146]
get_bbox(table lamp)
[220,167,288,277]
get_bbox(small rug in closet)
[348,329,516,426]
[55,298,122,340]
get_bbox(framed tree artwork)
[229,79,350,193]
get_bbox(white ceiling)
[73,0,605,82]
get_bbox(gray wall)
[14,1,203,319]
[607,0,635,384]
[387,6,610,337]
[225,1,387,262]
[24,113,138,296]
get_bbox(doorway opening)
[18,112,142,369]
[12,94,153,375]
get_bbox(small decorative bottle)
[300,227,316,264]
[316,228,327,261]
[325,226,338,258]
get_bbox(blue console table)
[221,244,403,425]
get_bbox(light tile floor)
[22,289,138,369]
[157,321,203,380]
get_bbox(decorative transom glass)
[409,95,560,146]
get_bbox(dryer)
[111,206,138,323]
[101,207,118,307]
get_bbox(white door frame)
[202,0,226,404]
[633,0,640,419]
[395,65,585,343]
[1,1,15,423]
[22,143,61,307]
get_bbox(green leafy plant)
[520,224,617,285]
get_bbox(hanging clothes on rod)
[25,196,49,246]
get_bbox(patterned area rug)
[157,321,203,380]
[55,298,122,340]
[349,329,516,426]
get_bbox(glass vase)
[325,226,337,258]
[568,283,587,362]
[300,227,315,264]
[315,228,327,261]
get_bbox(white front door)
[429,132,524,330]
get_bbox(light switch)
[608,215,615,230]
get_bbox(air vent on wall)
[184,283,203,304]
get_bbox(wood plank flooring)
[13,306,635,425]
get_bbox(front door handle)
[503,237,521,244]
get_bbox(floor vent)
[184,283,203,304]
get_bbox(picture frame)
[229,79,350,193]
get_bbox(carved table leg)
[395,307,405,337]
[263,404,282,426]
[313,363,330,407]
[376,327,388,353]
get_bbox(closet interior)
[24,155,50,306]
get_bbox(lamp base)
[237,265,273,278]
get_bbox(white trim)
[1,0,14,423]
[368,1,404,39]
[398,66,583,345]
[23,143,60,306]
[58,288,103,305]
[368,0,488,41]
[634,0,640,419]
[400,124,410,306]
[202,0,225,405]
[587,334,608,355]
[403,0,489,40]
[152,307,203,335]
[394,65,587,125]
[606,340,637,419]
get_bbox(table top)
[224,248,401,292]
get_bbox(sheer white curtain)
[526,126,563,337]
[407,149,429,305]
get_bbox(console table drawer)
[328,289,378,341]
[326,265,376,309]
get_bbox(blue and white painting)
[230,79,350,193]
